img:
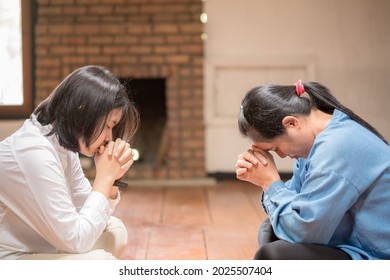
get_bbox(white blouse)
[0,116,119,259]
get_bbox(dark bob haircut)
[33,65,139,152]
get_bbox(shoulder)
[11,119,54,152]
[306,110,390,188]
[313,110,388,158]
[8,118,73,164]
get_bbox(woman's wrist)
[261,175,281,192]
[93,174,116,198]
[109,186,119,199]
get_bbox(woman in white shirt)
[0,65,139,260]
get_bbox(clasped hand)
[235,146,280,191]
[94,138,135,183]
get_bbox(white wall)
[204,0,390,173]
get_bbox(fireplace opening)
[121,78,168,169]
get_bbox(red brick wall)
[34,0,206,180]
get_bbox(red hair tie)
[295,80,305,97]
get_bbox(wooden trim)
[0,0,34,119]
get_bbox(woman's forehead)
[107,108,123,123]
[252,141,274,150]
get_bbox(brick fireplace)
[34,0,208,183]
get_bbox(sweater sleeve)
[263,168,360,244]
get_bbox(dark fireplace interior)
[121,78,167,169]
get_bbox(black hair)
[34,65,140,152]
[238,81,387,144]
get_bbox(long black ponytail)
[239,81,388,144]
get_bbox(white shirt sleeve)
[7,140,111,253]
[68,152,121,213]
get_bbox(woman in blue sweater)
[235,80,390,260]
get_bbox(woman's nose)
[276,150,286,158]
[105,129,113,142]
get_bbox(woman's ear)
[282,116,300,129]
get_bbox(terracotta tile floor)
[114,179,267,260]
